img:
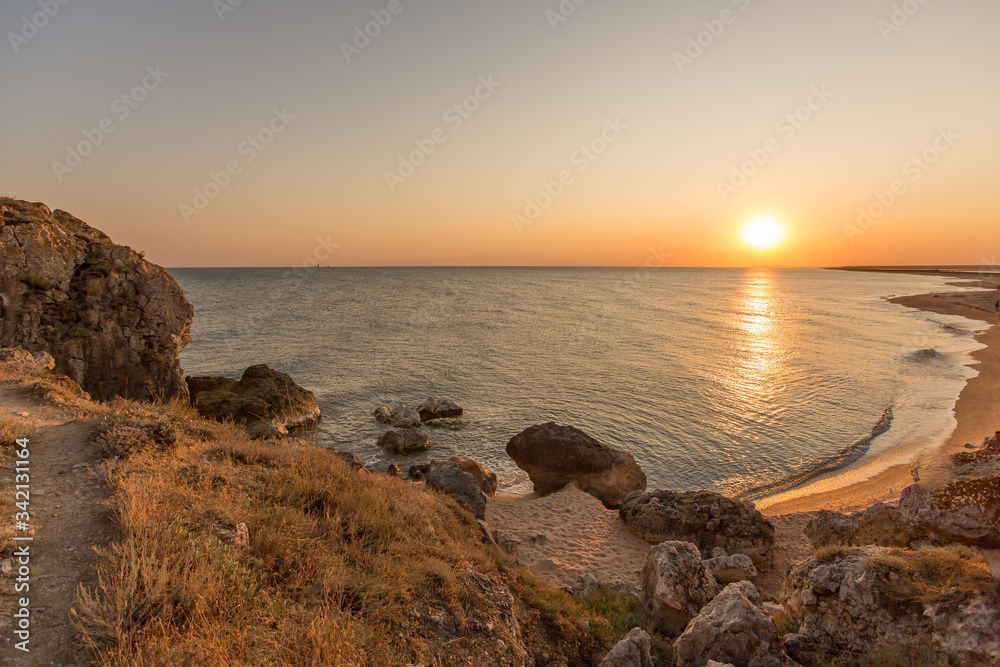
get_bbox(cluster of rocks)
[0,199,193,402]
[372,398,464,457]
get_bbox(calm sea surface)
[169,268,987,498]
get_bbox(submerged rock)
[417,397,463,422]
[426,460,486,519]
[373,404,421,428]
[674,581,789,667]
[620,490,775,564]
[641,541,718,636]
[377,428,429,454]
[505,422,646,509]
[188,365,320,436]
[0,199,193,401]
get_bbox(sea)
[169,267,988,501]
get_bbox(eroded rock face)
[703,553,758,584]
[899,476,1000,550]
[187,365,320,433]
[417,398,463,422]
[598,627,652,667]
[449,455,497,497]
[505,422,646,509]
[377,428,430,454]
[0,199,193,401]
[805,502,920,550]
[674,581,789,667]
[780,546,1000,665]
[426,460,486,519]
[620,490,775,564]
[641,541,718,636]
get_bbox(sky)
[2,0,998,268]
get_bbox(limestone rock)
[675,581,790,667]
[598,627,652,667]
[703,553,758,583]
[506,422,646,509]
[0,199,193,401]
[416,397,463,422]
[898,476,1000,550]
[426,460,486,520]
[188,365,320,435]
[377,428,429,454]
[449,455,497,497]
[780,546,1000,664]
[373,403,421,428]
[641,541,718,636]
[805,502,920,549]
[620,490,775,564]
[247,419,289,440]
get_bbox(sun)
[741,216,786,250]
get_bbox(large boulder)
[377,428,430,454]
[187,365,320,434]
[780,546,1000,664]
[674,581,789,667]
[598,627,652,667]
[373,404,421,428]
[898,475,1000,552]
[0,199,193,401]
[640,541,719,636]
[703,553,758,584]
[620,490,775,564]
[425,460,486,519]
[417,397,463,422]
[505,422,646,509]
[448,456,497,497]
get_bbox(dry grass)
[73,402,630,666]
[0,360,98,414]
[0,416,35,562]
[865,546,998,615]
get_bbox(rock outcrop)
[674,581,790,667]
[426,460,487,520]
[417,398,463,422]
[620,490,775,564]
[805,502,919,549]
[448,456,497,497]
[0,198,193,401]
[898,476,1000,552]
[506,422,646,509]
[780,546,1000,665]
[373,404,421,428]
[187,365,320,434]
[598,627,652,667]
[641,541,718,636]
[377,428,430,454]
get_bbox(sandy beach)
[487,269,1000,600]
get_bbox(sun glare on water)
[741,216,786,250]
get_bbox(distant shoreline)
[759,267,1000,515]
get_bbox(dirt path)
[1,386,110,666]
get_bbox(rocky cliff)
[0,198,193,401]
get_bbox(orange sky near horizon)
[2,0,998,268]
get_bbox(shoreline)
[759,270,1000,516]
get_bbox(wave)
[737,405,893,501]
